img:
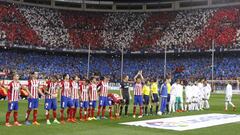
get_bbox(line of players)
[5,70,162,127]
[157,77,237,115]
[165,78,212,115]
[5,72,126,127]
[3,70,237,127]
[2,71,213,127]
[125,72,213,117]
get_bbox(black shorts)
[143,95,150,105]
[167,94,170,102]
[122,95,130,105]
[152,94,159,103]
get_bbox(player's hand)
[138,70,142,75]
[137,71,140,75]
[8,100,12,103]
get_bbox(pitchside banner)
[120,113,240,131]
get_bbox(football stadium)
[0,0,240,135]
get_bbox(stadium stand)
[0,49,239,82]
[0,2,239,51]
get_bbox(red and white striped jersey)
[8,81,21,101]
[88,83,98,101]
[71,81,79,99]
[134,83,143,96]
[80,84,88,101]
[60,80,71,97]
[107,93,122,104]
[97,81,108,97]
[45,81,58,99]
[28,79,40,99]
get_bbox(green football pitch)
[0,93,240,135]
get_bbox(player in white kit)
[202,80,211,109]
[184,82,193,111]
[178,81,184,112]
[169,81,177,113]
[197,79,204,110]
[192,82,199,111]
[225,82,236,111]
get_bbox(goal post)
[207,79,240,94]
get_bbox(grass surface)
[0,93,240,135]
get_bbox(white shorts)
[170,95,176,104]
[192,97,198,103]
[225,96,232,102]
[198,96,203,101]
[203,96,209,100]
[185,97,192,103]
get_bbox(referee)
[119,75,132,117]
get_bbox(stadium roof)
[88,0,182,2]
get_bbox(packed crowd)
[194,8,240,49]
[159,9,216,50]
[102,12,148,51]
[18,6,71,48]
[60,11,104,49]
[0,4,40,45]
[1,49,240,81]
[0,2,240,51]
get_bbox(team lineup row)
[2,70,236,127]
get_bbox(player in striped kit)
[96,75,110,120]
[107,93,124,119]
[133,71,144,118]
[71,75,80,122]
[25,72,45,126]
[44,76,60,125]
[5,73,23,127]
[88,77,98,120]
[59,74,74,124]
[79,79,89,121]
